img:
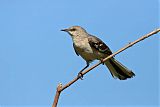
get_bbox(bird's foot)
[100,59,104,65]
[77,72,83,80]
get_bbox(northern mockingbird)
[61,26,135,80]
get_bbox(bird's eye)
[70,28,76,31]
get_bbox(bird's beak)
[61,29,69,32]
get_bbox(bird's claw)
[77,72,83,80]
[100,59,104,65]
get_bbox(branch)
[52,28,160,107]
[52,83,62,107]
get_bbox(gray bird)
[61,26,135,80]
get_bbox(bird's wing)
[88,35,112,55]
[73,43,79,56]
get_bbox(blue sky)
[0,0,159,107]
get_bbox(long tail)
[105,58,135,80]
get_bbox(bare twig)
[52,28,160,107]
[52,83,62,107]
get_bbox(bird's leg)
[100,58,104,65]
[78,62,89,80]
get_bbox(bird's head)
[61,26,88,37]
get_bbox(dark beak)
[61,29,69,32]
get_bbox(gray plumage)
[61,26,135,80]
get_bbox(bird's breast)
[73,38,96,61]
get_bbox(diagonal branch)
[52,28,160,107]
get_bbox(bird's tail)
[105,58,135,80]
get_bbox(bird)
[61,26,135,80]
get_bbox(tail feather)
[105,58,135,80]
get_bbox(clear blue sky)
[0,0,159,107]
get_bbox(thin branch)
[52,28,160,107]
[52,83,62,107]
